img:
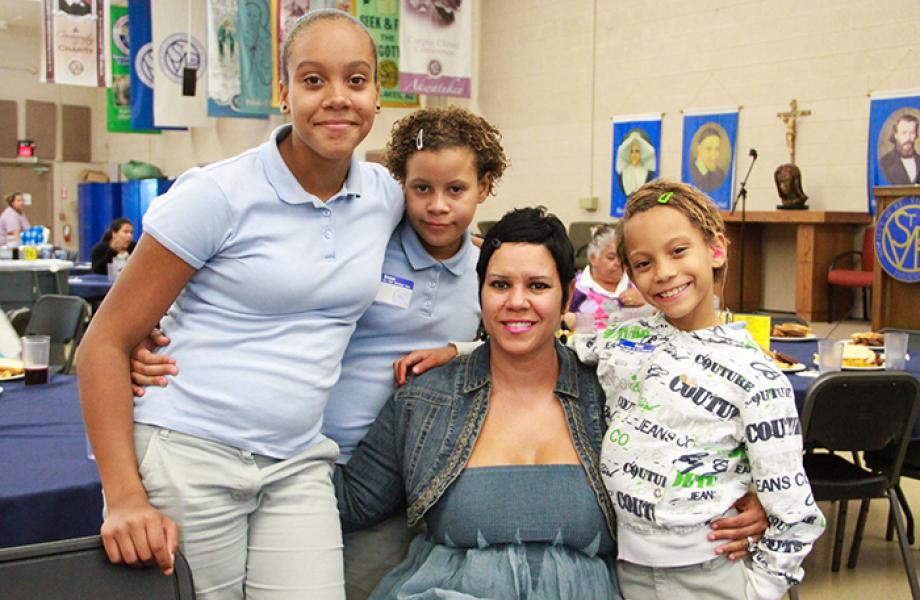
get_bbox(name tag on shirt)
[617,338,656,353]
[374,273,414,309]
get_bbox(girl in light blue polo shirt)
[79,9,400,600]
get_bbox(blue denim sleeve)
[334,395,408,533]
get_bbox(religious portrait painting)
[610,114,661,217]
[681,110,739,210]
[867,93,920,214]
[877,107,920,186]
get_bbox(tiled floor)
[790,319,918,599]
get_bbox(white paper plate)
[0,373,23,381]
[770,334,818,342]
[780,363,807,373]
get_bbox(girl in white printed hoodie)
[575,180,824,600]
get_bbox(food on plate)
[0,358,24,380]
[849,331,884,347]
[842,344,882,368]
[769,350,801,370]
[771,322,813,338]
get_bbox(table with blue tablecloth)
[773,339,920,433]
[67,274,113,301]
[0,376,102,548]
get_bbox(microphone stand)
[730,151,757,312]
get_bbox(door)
[0,163,54,235]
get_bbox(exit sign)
[17,140,34,157]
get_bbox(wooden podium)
[872,186,920,330]
[720,210,871,322]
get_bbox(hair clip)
[490,238,502,249]
[416,129,424,150]
[657,191,674,204]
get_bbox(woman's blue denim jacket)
[334,340,617,540]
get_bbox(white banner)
[152,0,210,128]
[398,0,471,98]
[41,0,109,87]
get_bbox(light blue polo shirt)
[323,219,481,463]
[136,124,404,458]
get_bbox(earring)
[280,103,288,112]
[375,104,381,113]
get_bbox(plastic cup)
[817,339,843,373]
[21,334,50,385]
[885,331,909,370]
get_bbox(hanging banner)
[272,1,349,109]
[42,0,109,87]
[107,5,131,131]
[108,5,155,133]
[128,0,158,130]
[354,0,417,108]
[868,90,920,215]
[152,0,210,128]
[237,0,273,115]
[207,0,264,118]
[681,108,739,211]
[610,114,661,218]
[398,0,470,97]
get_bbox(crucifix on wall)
[776,99,811,165]
[774,99,811,210]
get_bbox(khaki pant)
[617,556,748,600]
[128,424,345,600]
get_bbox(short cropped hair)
[477,206,575,309]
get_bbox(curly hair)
[616,179,728,284]
[384,106,508,195]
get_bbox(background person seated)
[91,219,136,275]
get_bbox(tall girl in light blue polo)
[79,10,400,600]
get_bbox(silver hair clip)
[416,129,424,150]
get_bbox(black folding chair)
[24,294,89,374]
[0,535,195,599]
[800,371,920,598]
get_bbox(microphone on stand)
[729,149,759,312]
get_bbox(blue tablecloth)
[773,339,920,434]
[68,274,113,300]
[0,376,102,548]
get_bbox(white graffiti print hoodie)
[574,314,825,600]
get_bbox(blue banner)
[868,93,920,215]
[128,0,157,131]
[681,111,739,210]
[610,115,661,217]
[237,0,272,115]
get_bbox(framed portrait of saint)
[611,113,661,217]
[681,109,739,210]
[868,91,920,214]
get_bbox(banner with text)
[398,0,470,98]
[354,1,417,108]
[42,0,108,87]
[152,0,210,128]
